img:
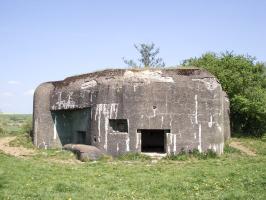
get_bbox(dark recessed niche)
[139,129,168,153]
[75,131,86,144]
[109,119,128,132]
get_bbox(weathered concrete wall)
[33,68,230,155]
[33,82,58,148]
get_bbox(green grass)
[164,149,218,161]
[0,138,265,199]
[231,137,266,156]
[223,143,241,154]
[0,114,32,136]
[9,133,35,149]
[32,149,77,161]
[117,152,151,161]
[0,115,265,199]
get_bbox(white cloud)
[8,80,20,85]
[1,92,14,97]
[24,89,34,96]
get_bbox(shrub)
[164,149,217,161]
[224,144,241,154]
[0,126,4,134]
[21,120,32,134]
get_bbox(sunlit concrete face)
[33,68,230,155]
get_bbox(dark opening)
[140,129,169,153]
[75,131,86,144]
[51,108,91,145]
[109,119,128,132]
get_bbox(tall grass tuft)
[164,149,218,161]
[117,152,151,161]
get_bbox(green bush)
[0,126,4,134]
[21,119,32,134]
[261,133,266,142]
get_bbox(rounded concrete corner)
[33,82,55,148]
[34,82,54,99]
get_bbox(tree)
[123,43,165,68]
[182,52,266,137]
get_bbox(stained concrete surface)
[33,68,230,155]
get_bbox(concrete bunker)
[33,68,230,156]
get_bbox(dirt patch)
[229,141,256,156]
[141,152,167,160]
[0,136,36,157]
[0,137,83,164]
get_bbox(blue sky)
[0,0,265,113]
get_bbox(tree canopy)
[182,52,266,136]
[123,43,165,68]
